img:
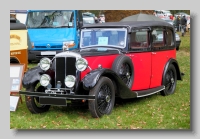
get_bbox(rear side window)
[165,28,174,47]
[130,30,149,50]
[151,28,164,48]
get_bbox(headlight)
[63,41,75,49]
[75,58,88,71]
[40,57,51,71]
[40,74,51,87]
[65,75,76,88]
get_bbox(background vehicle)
[20,21,183,118]
[82,12,95,24]
[26,10,83,62]
[154,10,172,18]
[10,17,28,72]
[162,18,181,50]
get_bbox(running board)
[135,86,165,98]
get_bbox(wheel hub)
[105,95,110,103]
[171,78,174,83]
[126,72,130,79]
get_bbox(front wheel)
[25,83,51,114]
[161,64,177,96]
[88,77,115,118]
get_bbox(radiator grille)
[55,57,76,88]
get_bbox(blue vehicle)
[26,10,83,62]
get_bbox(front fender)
[22,66,45,89]
[82,68,106,89]
[82,68,137,99]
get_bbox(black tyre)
[25,83,51,114]
[88,77,115,118]
[112,55,134,88]
[161,64,177,96]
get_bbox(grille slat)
[55,57,76,88]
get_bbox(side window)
[166,28,174,46]
[130,30,148,50]
[152,28,164,48]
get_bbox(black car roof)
[81,21,174,32]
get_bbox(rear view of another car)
[175,33,181,50]
[162,18,181,50]
[82,12,95,24]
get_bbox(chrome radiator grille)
[55,57,76,88]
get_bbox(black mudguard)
[22,66,45,89]
[163,58,183,81]
[82,68,137,99]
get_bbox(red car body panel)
[80,49,176,91]
[150,49,176,88]
[81,54,119,79]
[126,52,152,90]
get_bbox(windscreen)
[80,28,127,48]
[26,10,74,28]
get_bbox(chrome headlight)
[40,74,51,87]
[65,75,76,88]
[75,58,88,71]
[39,57,51,71]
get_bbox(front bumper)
[19,90,95,100]
[28,50,63,61]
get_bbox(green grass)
[10,32,190,129]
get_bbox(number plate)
[39,97,67,106]
[41,51,56,55]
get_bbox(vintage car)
[19,21,183,118]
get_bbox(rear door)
[150,27,176,88]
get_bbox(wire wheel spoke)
[97,84,112,114]
[119,63,131,85]
[165,70,175,91]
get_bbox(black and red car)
[19,21,183,118]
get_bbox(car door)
[150,27,176,88]
[127,29,152,91]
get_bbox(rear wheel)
[25,82,51,114]
[88,77,115,118]
[161,64,177,96]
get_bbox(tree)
[103,10,154,22]
[81,10,154,22]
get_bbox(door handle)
[152,52,156,55]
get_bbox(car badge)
[46,44,51,48]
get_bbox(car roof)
[82,21,174,32]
